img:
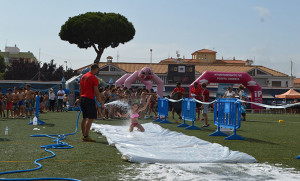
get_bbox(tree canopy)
[4,59,78,81]
[59,12,136,63]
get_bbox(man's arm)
[93,86,101,103]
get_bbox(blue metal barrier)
[154,98,172,124]
[178,98,200,130]
[28,95,45,125]
[209,98,244,140]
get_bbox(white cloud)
[253,6,270,22]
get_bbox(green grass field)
[0,111,300,180]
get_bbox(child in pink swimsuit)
[118,95,152,132]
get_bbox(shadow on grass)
[247,120,276,124]
[245,137,278,145]
[95,141,109,145]
[43,123,55,127]
[0,138,10,141]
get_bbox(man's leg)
[82,118,96,142]
[202,105,209,127]
[84,119,94,136]
[203,113,208,125]
[81,118,87,136]
[60,100,63,112]
[172,108,175,119]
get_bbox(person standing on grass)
[5,89,13,118]
[49,88,56,112]
[147,89,158,118]
[44,91,49,112]
[12,87,20,118]
[63,94,68,112]
[80,63,101,142]
[191,82,202,122]
[237,84,247,121]
[18,88,26,117]
[170,82,185,122]
[201,83,210,127]
[0,88,5,118]
[25,84,35,118]
[57,86,65,112]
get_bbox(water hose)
[0,108,82,181]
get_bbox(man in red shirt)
[172,82,185,98]
[80,63,101,142]
[201,83,210,127]
[191,82,202,121]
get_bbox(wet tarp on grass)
[92,123,256,163]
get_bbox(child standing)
[118,95,152,132]
[237,84,247,121]
[241,103,246,121]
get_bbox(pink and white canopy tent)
[190,71,263,109]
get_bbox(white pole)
[291,59,293,88]
[150,49,153,67]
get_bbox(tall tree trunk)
[94,53,101,63]
[93,45,104,64]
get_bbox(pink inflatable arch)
[115,67,164,97]
[189,71,262,109]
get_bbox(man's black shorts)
[80,97,97,119]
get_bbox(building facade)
[294,78,300,88]
[0,45,38,64]
[77,49,293,90]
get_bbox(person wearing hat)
[80,63,101,142]
[57,86,65,112]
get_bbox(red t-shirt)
[173,87,185,97]
[202,89,209,102]
[191,87,202,100]
[80,72,99,99]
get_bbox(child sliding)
[118,95,152,132]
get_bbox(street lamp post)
[64,61,67,71]
[150,49,153,67]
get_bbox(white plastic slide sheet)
[91,123,256,163]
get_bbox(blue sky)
[0,0,299,77]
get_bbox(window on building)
[4,58,9,63]
[110,66,117,71]
[257,69,268,75]
[100,66,109,71]
[272,81,281,87]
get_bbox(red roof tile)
[294,78,300,84]
[191,49,217,55]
